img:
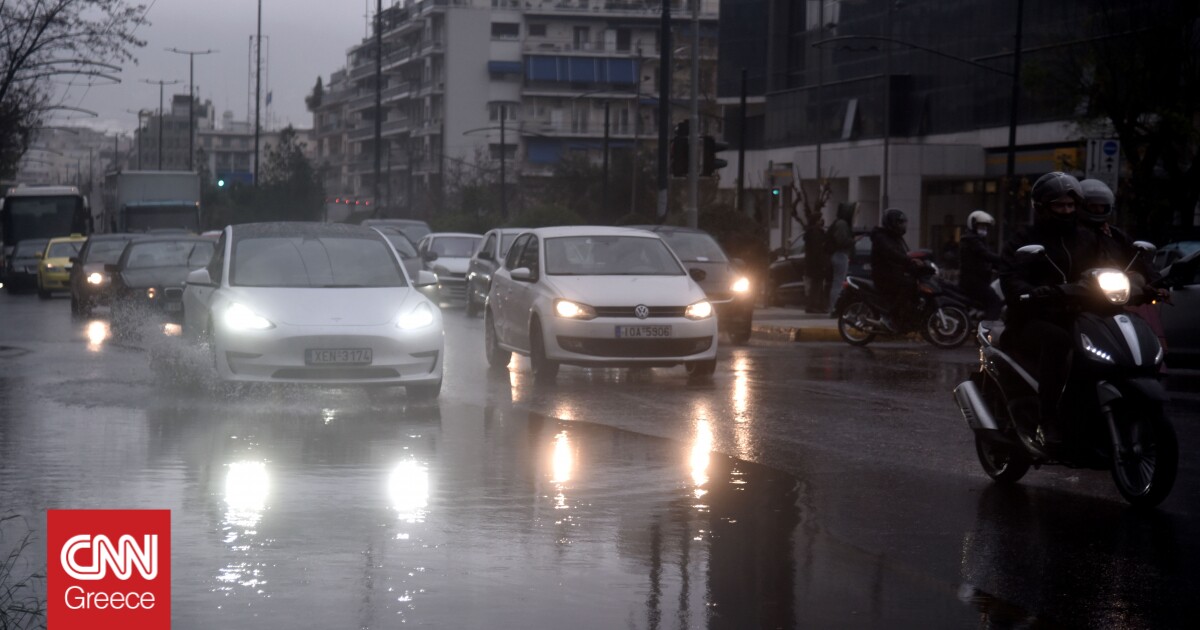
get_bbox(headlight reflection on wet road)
[690,418,713,500]
[224,460,269,529]
[550,431,573,510]
[85,320,110,352]
[388,460,430,524]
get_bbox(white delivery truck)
[102,171,201,233]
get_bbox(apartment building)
[312,0,720,215]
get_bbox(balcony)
[382,81,419,102]
[520,120,640,138]
[523,0,719,19]
[381,118,413,137]
[347,124,377,141]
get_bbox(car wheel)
[465,290,481,317]
[407,380,442,401]
[729,326,752,346]
[529,319,558,384]
[37,280,50,300]
[685,359,717,379]
[485,309,511,370]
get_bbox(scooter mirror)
[1132,240,1156,253]
[1016,244,1045,256]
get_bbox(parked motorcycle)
[953,242,1178,507]
[833,257,972,349]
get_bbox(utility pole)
[882,1,892,211]
[602,100,610,218]
[656,0,671,221]
[166,48,217,172]
[500,105,507,220]
[373,0,383,211]
[1002,0,1025,246]
[141,79,182,170]
[686,0,700,229]
[737,67,747,215]
[254,0,263,187]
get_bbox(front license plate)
[164,302,182,312]
[615,325,672,338]
[305,348,373,365]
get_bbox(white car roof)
[427,232,482,239]
[525,225,659,239]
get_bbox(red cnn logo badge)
[48,510,170,630]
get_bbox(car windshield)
[545,235,685,276]
[13,241,48,257]
[84,240,133,264]
[401,225,431,242]
[125,241,214,269]
[659,232,728,262]
[47,241,81,258]
[429,236,481,258]
[232,235,407,288]
[383,233,419,258]
[500,233,520,257]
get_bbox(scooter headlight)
[1095,270,1130,305]
[730,277,751,293]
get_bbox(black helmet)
[1079,178,1115,225]
[882,208,907,236]
[1030,171,1083,212]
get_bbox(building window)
[489,103,518,122]
[573,26,589,51]
[529,24,547,37]
[491,23,519,39]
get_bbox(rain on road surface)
[2,291,1198,628]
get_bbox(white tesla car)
[484,226,718,383]
[182,222,444,397]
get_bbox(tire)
[529,319,558,384]
[974,434,1032,484]
[485,310,511,370]
[837,301,877,346]
[685,359,717,378]
[1110,406,1178,508]
[922,305,971,349]
[465,290,481,317]
[407,379,442,401]
[729,327,752,346]
[37,280,50,300]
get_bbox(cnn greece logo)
[61,534,158,580]
[48,509,170,629]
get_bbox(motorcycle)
[953,242,1178,507]
[834,256,972,349]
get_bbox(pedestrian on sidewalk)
[803,212,828,313]
[827,201,856,315]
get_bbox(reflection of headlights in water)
[85,320,110,351]
[690,419,713,494]
[225,461,269,528]
[551,431,573,484]
[388,460,429,523]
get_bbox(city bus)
[0,185,91,279]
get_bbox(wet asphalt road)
[1,290,1198,628]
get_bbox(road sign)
[1086,138,1120,193]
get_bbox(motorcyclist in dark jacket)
[958,210,1004,319]
[870,208,923,332]
[1079,178,1162,287]
[1000,172,1101,444]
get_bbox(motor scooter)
[834,255,972,349]
[953,242,1177,507]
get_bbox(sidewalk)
[751,306,841,342]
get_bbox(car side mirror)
[69,256,79,264]
[186,268,212,286]
[103,263,120,273]
[688,268,707,282]
[423,250,439,262]
[1016,244,1045,256]
[34,252,43,259]
[415,270,438,287]
[478,250,493,262]
[511,267,534,282]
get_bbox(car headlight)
[554,298,597,320]
[730,277,751,293]
[1096,270,1130,304]
[685,300,713,320]
[44,263,56,270]
[146,287,157,300]
[397,302,435,329]
[225,302,274,330]
[87,272,104,285]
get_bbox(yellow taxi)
[37,234,87,299]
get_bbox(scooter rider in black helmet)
[870,208,924,332]
[1000,172,1101,445]
[1078,178,1164,293]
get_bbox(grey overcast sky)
[59,0,371,135]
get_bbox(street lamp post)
[166,47,217,172]
[140,79,182,170]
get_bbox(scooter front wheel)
[1110,406,1178,508]
[837,301,877,346]
[974,434,1031,484]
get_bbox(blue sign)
[1102,140,1118,156]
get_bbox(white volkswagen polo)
[484,226,718,383]
[182,222,444,397]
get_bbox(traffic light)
[771,187,781,197]
[701,135,729,176]
[669,121,689,178]
[217,178,226,188]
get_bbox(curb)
[751,324,843,343]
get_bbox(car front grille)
[556,336,712,357]
[592,306,687,318]
[271,367,401,380]
[163,287,183,300]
